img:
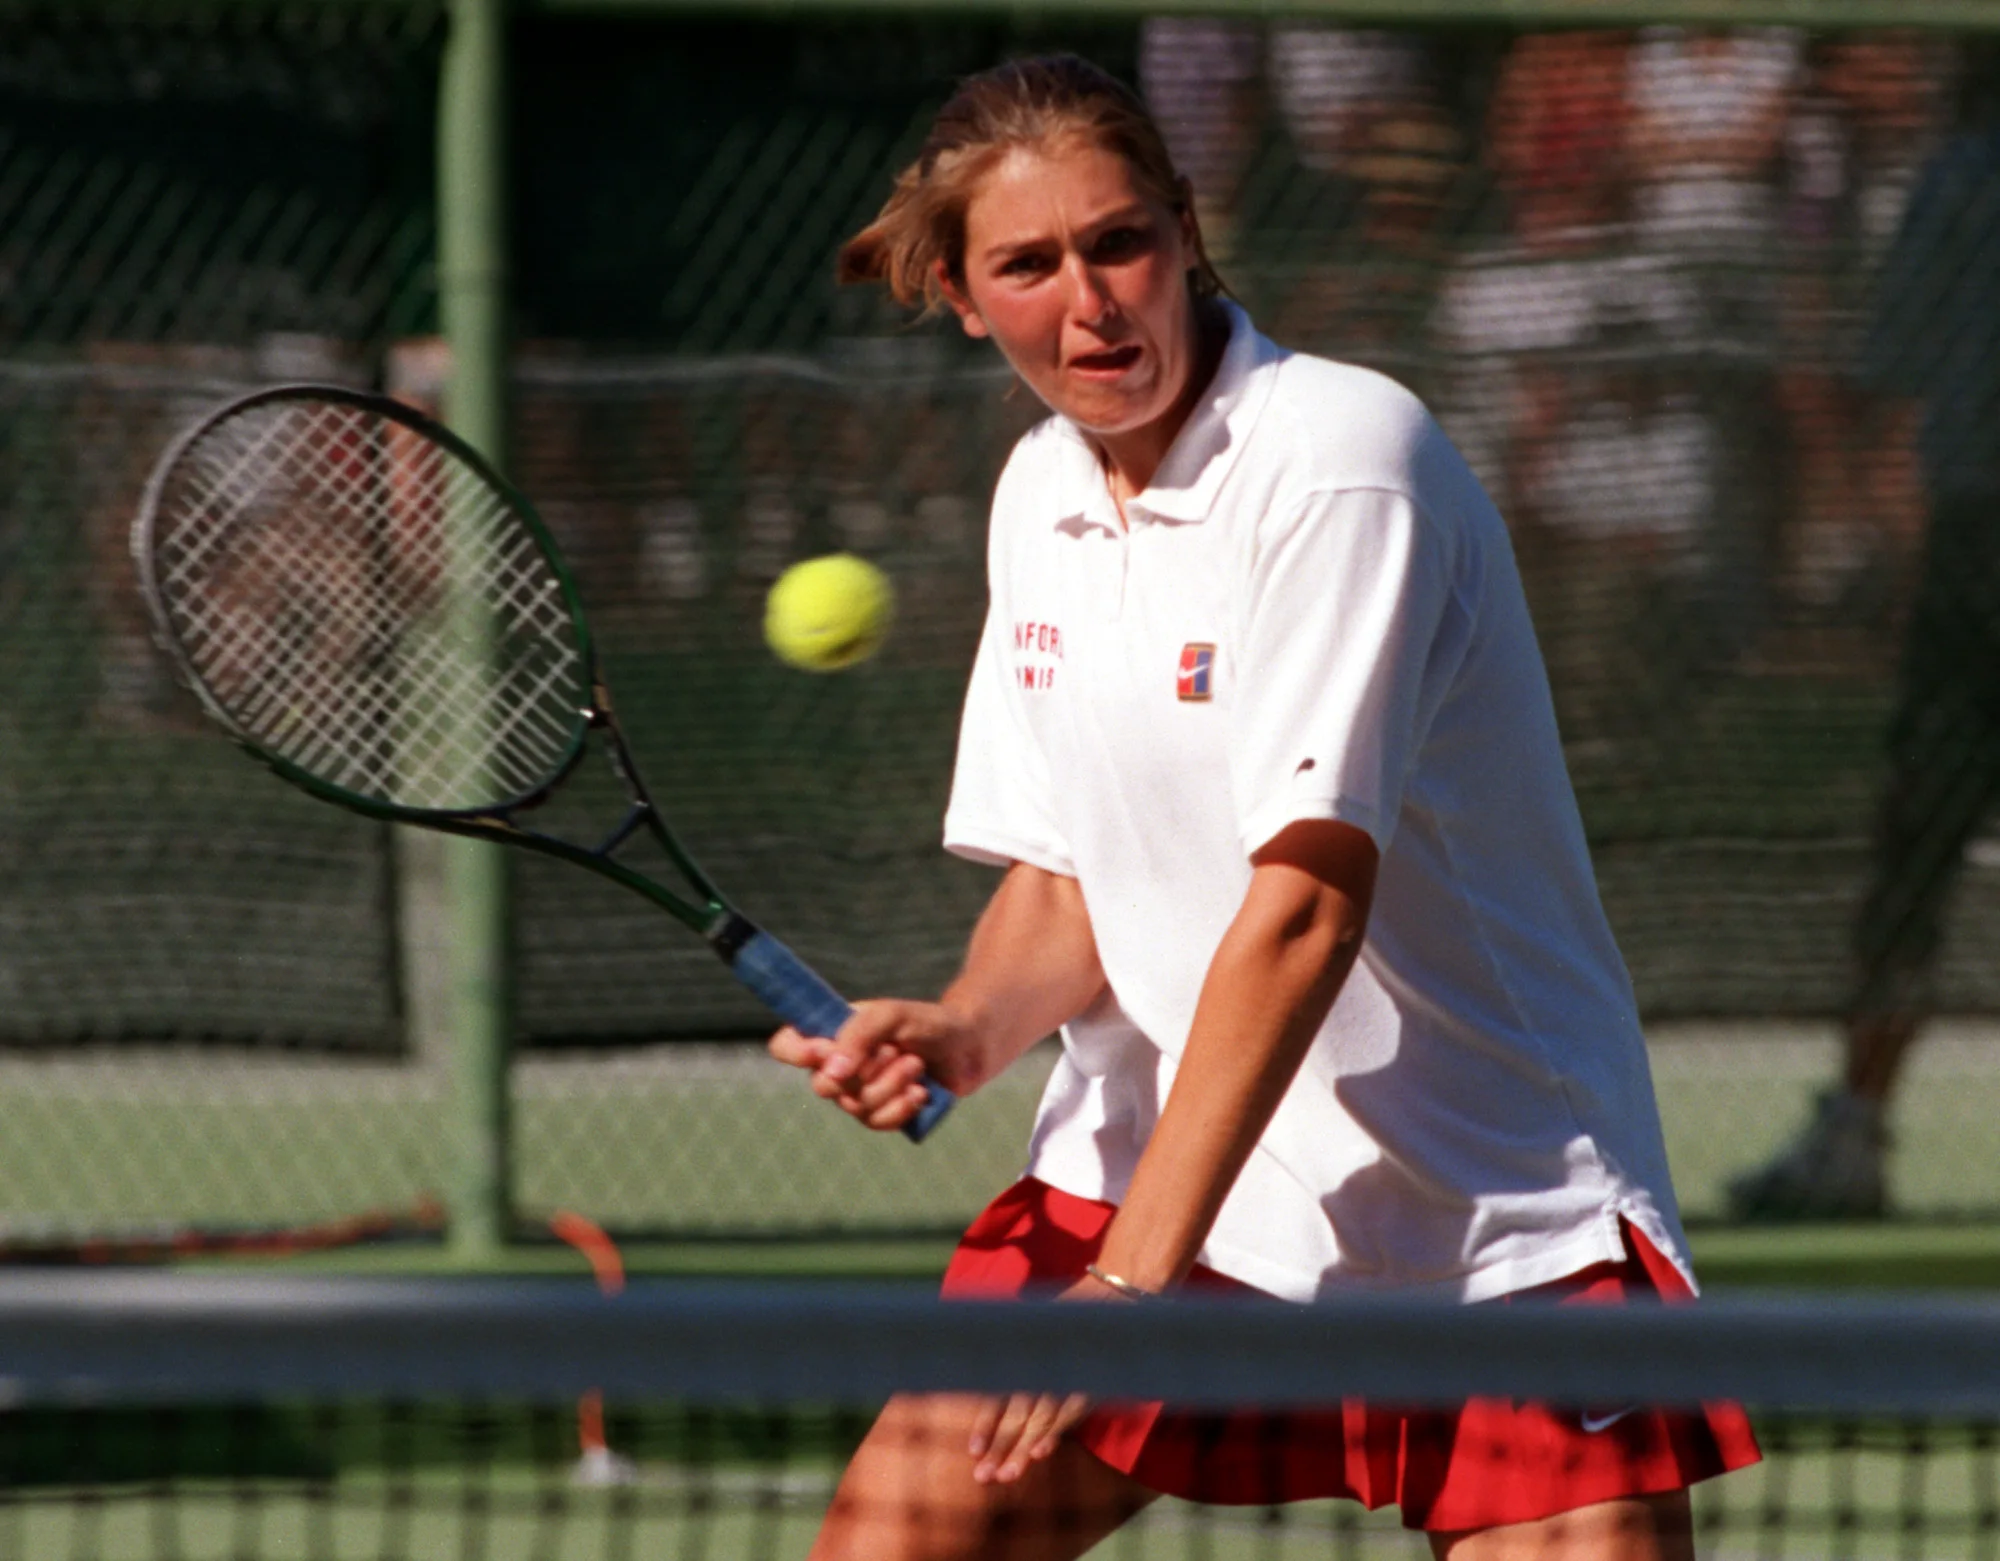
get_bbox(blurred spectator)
[88,353,222,733]
[1327,56,1464,257]
[1137,19,1265,259]
[1460,29,1638,541]
[1434,32,1668,746]
[1628,26,1800,256]
[93,338,360,734]
[1774,33,1944,624]
[1730,48,2000,1220]
[1269,26,1430,177]
[1137,19,1461,357]
[1826,32,1946,557]
[1269,25,1457,266]
[737,385,805,584]
[1824,31,1943,261]
[1620,28,1802,666]
[1487,30,1633,254]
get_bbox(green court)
[0,1022,1987,1287]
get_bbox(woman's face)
[943,139,1201,439]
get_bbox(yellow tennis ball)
[764,554,894,672]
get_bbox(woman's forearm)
[943,862,1108,1090]
[774,860,1104,1125]
[1093,826,1376,1293]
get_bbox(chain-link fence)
[4,6,1999,1243]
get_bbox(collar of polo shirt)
[1049,300,1279,531]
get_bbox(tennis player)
[768,54,1759,1561]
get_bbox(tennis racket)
[130,383,954,1143]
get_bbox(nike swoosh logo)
[1580,1407,1638,1434]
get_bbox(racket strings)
[167,417,438,663]
[150,399,585,811]
[222,476,571,806]
[173,424,451,753]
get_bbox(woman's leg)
[807,1393,1158,1561]
[1429,1489,1695,1561]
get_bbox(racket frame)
[133,383,955,1140]
[134,383,737,938]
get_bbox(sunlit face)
[941,139,1201,439]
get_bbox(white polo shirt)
[943,304,1690,1304]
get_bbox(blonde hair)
[837,54,1224,313]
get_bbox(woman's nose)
[1062,254,1117,325]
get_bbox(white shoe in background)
[1725,1089,1888,1221]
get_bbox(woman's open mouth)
[1069,344,1143,377]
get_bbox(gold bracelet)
[1084,1262,1158,1301]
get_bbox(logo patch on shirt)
[1176,642,1215,702]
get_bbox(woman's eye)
[1094,226,1151,260]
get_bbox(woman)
[768,53,1758,1561]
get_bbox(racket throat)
[587,702,729,901]
[593,801,654,860]
[705,910,760,963]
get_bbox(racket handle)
[725,927,957,1144]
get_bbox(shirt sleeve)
[942,602,1078,877]
[1230,486,1460,858]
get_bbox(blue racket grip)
[727,927,957,1144]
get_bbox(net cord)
[0,1275,1993,1413]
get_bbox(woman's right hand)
[767,999,985,1133]
[769,860,1106,1132]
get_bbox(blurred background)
[2,0,1997,1280]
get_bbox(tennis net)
[1,1274,1995,1559]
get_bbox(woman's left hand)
[965,1271,1134,1484]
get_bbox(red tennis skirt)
[940,1177,1762,1533]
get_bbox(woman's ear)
[935,260,990,339]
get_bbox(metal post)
[438,0,513,1264]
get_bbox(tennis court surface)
[1,1024,1998,1254]
[0,1274,1994,1560]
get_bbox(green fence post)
[439,0,513,1265]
